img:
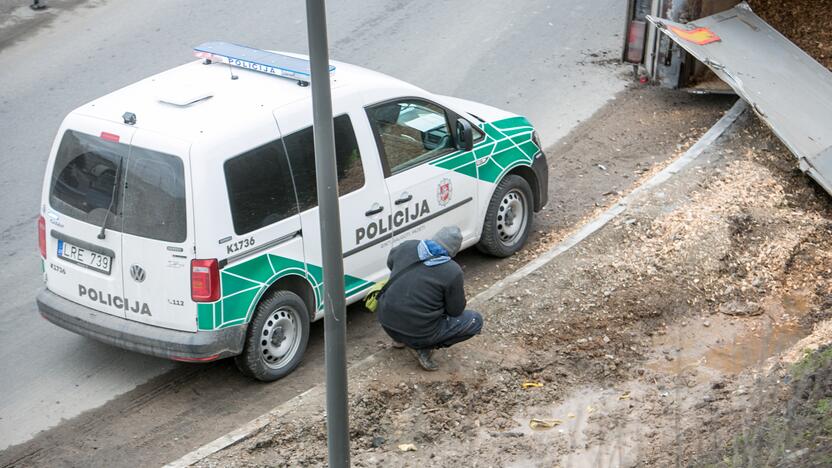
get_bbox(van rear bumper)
[37,289,245,362]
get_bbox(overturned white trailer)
[624,1,832,195]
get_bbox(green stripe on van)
[429,115,538,184]
[197,253,372,330]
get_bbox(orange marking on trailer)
[669,26,721,45]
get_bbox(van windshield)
[49,130,187,243]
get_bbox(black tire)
[235,290,310,382]
[476,174,534,257]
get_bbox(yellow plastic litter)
[398,443,417,452]
[521,381,544,389]
[618,392,631,401]
[529,418,563,430]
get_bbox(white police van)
[37,42,548,381]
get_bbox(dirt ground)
[0,80,734,468]
[197,111,832,467]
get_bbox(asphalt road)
[0,0,626,454]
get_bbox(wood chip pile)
[615,152,826,308]
[749,0,832,70]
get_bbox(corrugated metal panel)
[647,2,832,194]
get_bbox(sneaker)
[408,348,439,371]
[391,341,406,349]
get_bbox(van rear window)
[49,130,187,243]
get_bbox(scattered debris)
[529,418,563,431]
[719,301,763,317]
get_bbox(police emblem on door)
[130,264,146,283]
[437,178,452,207]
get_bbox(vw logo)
[130,264,146,283]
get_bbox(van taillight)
[38,216,46,258]
[191,259,220,302]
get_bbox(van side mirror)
[456,118,474,152]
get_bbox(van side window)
[224,141,298,235]
[284,114,365,211]
[366,99,453,174]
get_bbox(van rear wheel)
[235,290,310,382]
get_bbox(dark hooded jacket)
[376,240,466,339]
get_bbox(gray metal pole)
[305,0,350,466]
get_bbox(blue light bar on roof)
[193,41,335,82]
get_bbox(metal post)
[305,0,350,466]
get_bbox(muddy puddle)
[648,291,813,377]
[506,387,642,467]
[702,323,809,374]
[502,292,817,467]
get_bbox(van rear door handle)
[394,193,413,205]
[365,204,384,216]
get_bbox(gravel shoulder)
[196,111,832,467]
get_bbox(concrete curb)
[163,99,747,468]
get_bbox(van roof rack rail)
[193,41,335,85]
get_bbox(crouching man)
[377,226,483,371]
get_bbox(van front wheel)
[477,174,533,258]
[235,290,310,382]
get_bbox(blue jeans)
[384,310,483,350]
